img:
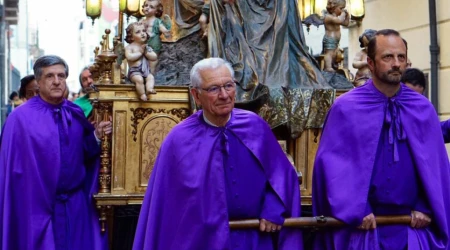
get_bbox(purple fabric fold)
[133,108,303,250]
[312,80,450,249]
[442,119,450,143]
[0,96,108,250]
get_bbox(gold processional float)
[83,0,402,236]
[88,29,338,231]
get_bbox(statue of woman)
[352,29,376,87]
[199,0,334,138]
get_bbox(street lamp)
[132,0,146,19]
[298,0,323,20]
[349,0,365,24]
[118,0,140,17]
[86,0,102,25]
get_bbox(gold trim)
[130,107,191,141]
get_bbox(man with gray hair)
[0,55,108,249]
[133,57,303,250]
[74,66,94,118]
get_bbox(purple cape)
[442,119,450,143]
[133,108,302,250]
[312,81,450,249]
[0,96,108,250]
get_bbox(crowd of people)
[1,27,450,250]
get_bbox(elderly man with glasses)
[133,57,303,250]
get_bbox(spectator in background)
[401,67,449,143]
[69,92,80,101]
[19,75,39,102]
[74,67,94,118]
[401,68,427,95]
[6,91,22,117]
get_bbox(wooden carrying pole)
[229,216,412,229]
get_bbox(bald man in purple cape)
[133,58,303,250]
[313,29,450,249]
[0,55,108,250]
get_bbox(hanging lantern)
[314,0,327,15]
[119,0,127,12]
[299,0,315,20]
[126,0,140,15]
[86,0,102,25]
[132,0,146,19]
[349,0,365,21]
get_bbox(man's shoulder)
[232,108,263,121]
[399,85,435,111]
[166,112,201,136]
[6,101,34,120]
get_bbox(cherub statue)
[141,0,172,74]
[322,0,349,72]
[352,29,376,87]
[125,22,158,101]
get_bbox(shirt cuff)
[94,131,101,145]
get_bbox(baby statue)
[125,21,158,101]
[141,0,172,74]
[352,29,376,87]
[322,0,350,72]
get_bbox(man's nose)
[53,76,62,85]
[392,57,402,67]
[218,86,229,98]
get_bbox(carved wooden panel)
[293,128,322,205]
[113,110,127,191]
[139,116,178,186]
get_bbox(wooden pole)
[229,215,411,229]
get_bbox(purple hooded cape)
[312,80,450,249]
[133,108,302,250]
[0,96,108,250]
[442,119,450,143]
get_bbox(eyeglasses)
[199,81,236,95]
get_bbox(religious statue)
[201,0,335,138]
[125,22,158,100]
[322,0,349,72]
[141,0,172,74]
[352,29,376,87]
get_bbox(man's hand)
[94,116,113,139]
[411,210,431,228]
[358,213,376,230]
[259,218,282,233]
[199,14,208,39]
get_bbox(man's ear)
[367,56,375,72]
[190,87,201,106]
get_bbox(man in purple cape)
[401,68,450,144]
[313,29,450,249]
[133,58,302,250]
[0,55,108,250]
[442,119,450,143]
